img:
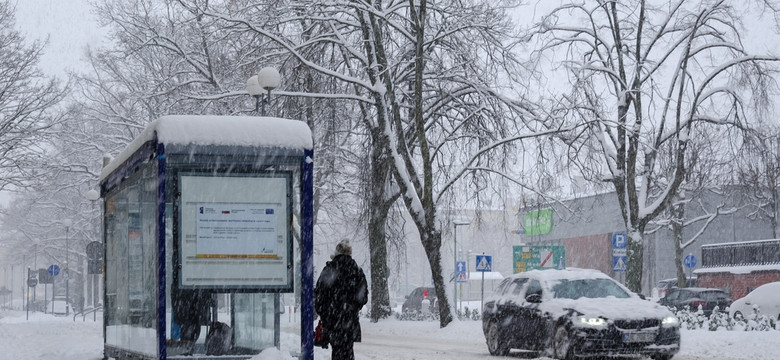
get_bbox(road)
[353,319,761,360]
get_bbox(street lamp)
[86,189,100,202]
[62,218,72,315]
[246,67,280,116]
[85,189,101,310]
[453,219,470,315]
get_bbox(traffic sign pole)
[475,254,492,308]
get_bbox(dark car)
[482,268,679,360]
[656,277,697,298]
[402,287,437,313]
[658,287,731,317]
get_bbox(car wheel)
[486,320,509,356]
[651,354,673,360]
[733,311,743,320]
[553,325,574,360]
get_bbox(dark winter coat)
[314,254,369,345]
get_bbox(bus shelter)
[98,115,315,359]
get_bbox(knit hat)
[335,238,352,256]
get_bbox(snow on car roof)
[100,115,313,181]
[509,268,612,281]
[493,268,672,320]
[747,281,780,295]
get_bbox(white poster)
[196,203,278,257]
[179,174,291,289]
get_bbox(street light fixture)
[62,218,72,316]
[86,189,100,202]
[246,67,280,116]
[453,219,470,315]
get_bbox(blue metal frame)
[157,143,167,360]
[300,149,314,360]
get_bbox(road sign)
[612,233,628,269]
[38,268,53,284]
[48,264,60,277]
[513,245,565,273]
[27,278,38,287]
[684,254,697,268]
[612,233,627,249]
[88,260,102,275]
[86,241,103,260]
[455,261,467,283]
[613,256,627,272]
[476,255,492,272]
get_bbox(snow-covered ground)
[0,309,777,360]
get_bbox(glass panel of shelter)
[104,162,158,357]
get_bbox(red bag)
[314,320,329,348]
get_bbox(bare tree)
[530,0,780,292]
[0,2,65,192]
[204,0,562,327]
[735,128,780,237]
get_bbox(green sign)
[523,208,553,235]
[513,245,566,273]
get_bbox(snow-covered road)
[1,310,777,359]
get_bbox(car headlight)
[579,316,607,327]
[662,316,678,325]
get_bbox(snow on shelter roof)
[99,115,313,182]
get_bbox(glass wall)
[104,162,158,357]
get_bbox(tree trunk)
[672,202,688,288]
[420,227,453,327]
[368,139,392,322]
[626,233,643,293]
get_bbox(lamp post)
[453,219,470,315]
[62,218,72,315]
[246,67,280,116]
[86,189,100,310]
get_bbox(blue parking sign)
[612,233,627,249]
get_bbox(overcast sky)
[14,0,105,76]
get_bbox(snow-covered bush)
[743,306,775,331]
[708,306,734,331]
[675,305,707,329]
[672,305,777,331]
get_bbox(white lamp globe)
[246,75,263,96]
[256,67,280,91]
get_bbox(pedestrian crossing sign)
[613,256,627,272]
[476,255,492,272]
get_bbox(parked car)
[729,281,780,321]
[658,287,731,317]
[656,277,697,298]
[402,287,437,313]
[482,268,679,360]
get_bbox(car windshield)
[551,278,631,299]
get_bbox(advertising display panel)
[523,208,554,235]
[179,173,292,290]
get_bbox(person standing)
[314,239,369,360]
